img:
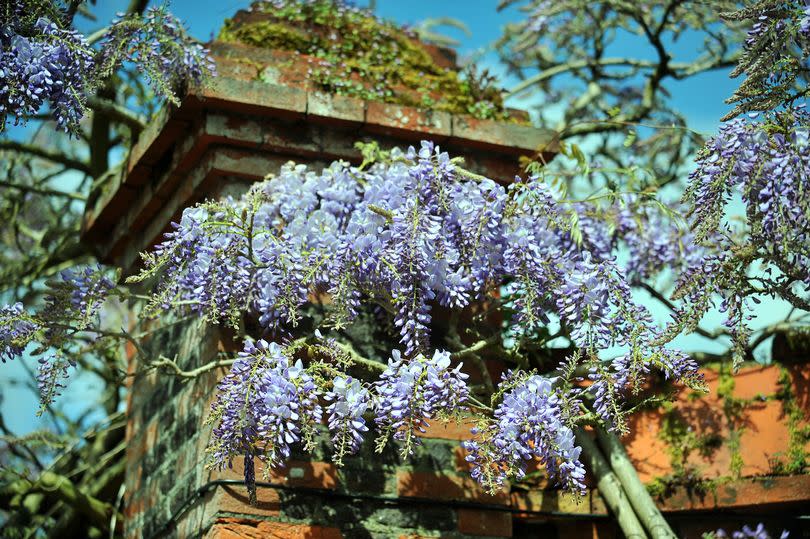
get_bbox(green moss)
[220,20,311,51]
[217,0,516,121]
[658,402,723,478]
[772,366,809,474]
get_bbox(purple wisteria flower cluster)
[0,13,94,132]
[95,5,216,105]
[724,0,810,119]
[44,265,117,329]
[709,523,789,539]
[207,339,323,472]
[463,371,586,494]
[133,140,709,494]
[375,349,469,456]
[325,376,370,465]
[36,353,75,415]
[679,107,810,364]
[0,302,40,363]
[0,1,215,132]
[206,339,469,493]
[0,266,115,410]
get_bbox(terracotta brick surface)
[418,418,476,441]
[366,101,451,139]
[788,364,810,411]
[307,91,365,126]
[211,457,339,490]
[736,400,791,474]
[205,518,342,539]
[622,411,675,483]
[205,484,282,519]
[658,474,810,511]
[451,115,554,153]
[397,470,509,504]
[197,78,307,120]
[457,508,512,537]
[733,365,782,399]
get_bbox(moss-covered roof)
[218,0,514,121]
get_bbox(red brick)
[735,400,791,475]
[787,364,810,411]
[205,518,342,539]
[621,410,675,483]
[206,484,281,519]
[417,418,476,441]
[307,91,365,126]
[457,508,512,537]
[732,364,781,399]
[450,115,555,154]
[397,470,509,505]
[366,101,450,139]
[657,474,810,511]
[197,78,307,120]
[210,458,338,490]
[214,56,261,82]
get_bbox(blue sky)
[2,1,786,437]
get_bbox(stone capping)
[81,66,557,269]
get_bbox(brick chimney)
[81,10,810,539]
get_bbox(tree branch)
[0,140,91,175]
[86,96,147,134]
[150,355,236,379]
[21,471,122,532]
[0,180,86,201]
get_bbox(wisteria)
[325,376,370,465]
[0,1,214,132]
[119,140,714,494]
[95,5,216,106]
[723,0,810,119]
[463,371,586,494]
[374,349,469,456]
[36,354,74,414]
[44,265,116,329]
[0,15,94,133]
[207,340,323,477]
[678,106,810,365]
[0,303,40,363]
[709,524,789,539]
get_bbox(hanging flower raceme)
[207,339,323,475]
[325,376,371,465]
[0,1,215,133]
[374,349,469,456]
[463,372,586,495]
[0,303,40,362]
[44,265,117,329]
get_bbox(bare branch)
[0,180,86,201]
[0,140,91,175]
[86,96,147,133]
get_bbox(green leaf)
[623,130,637,147]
